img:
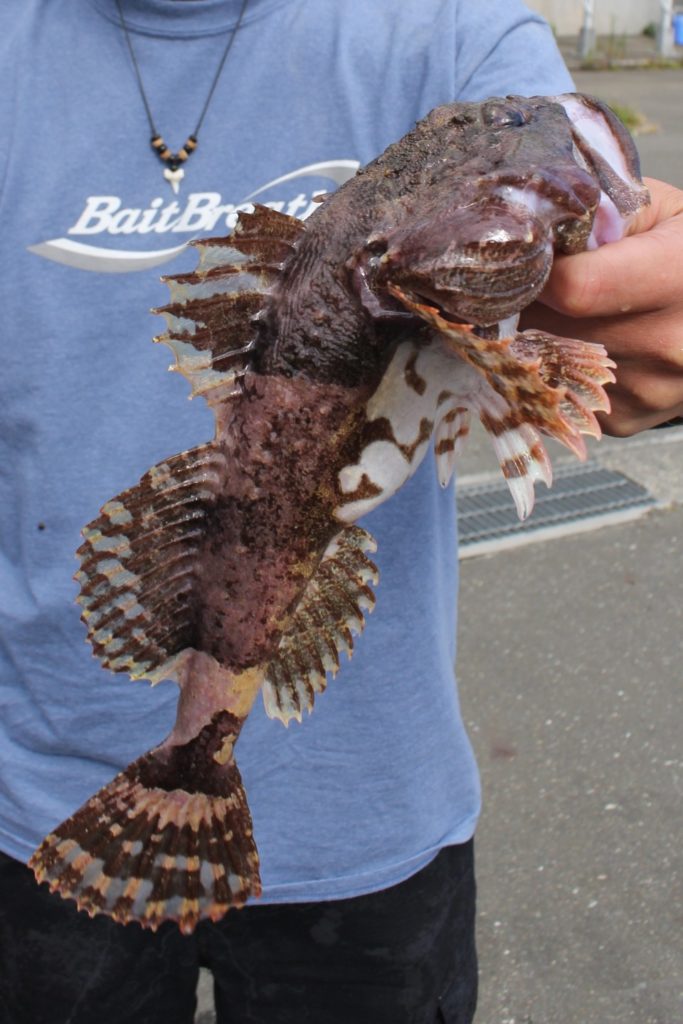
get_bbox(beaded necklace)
[115,0,250,193]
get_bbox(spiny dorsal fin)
[154,206,306,406]
[262,526,379,725]
[76,443,226,682]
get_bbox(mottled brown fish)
[30,94,648,932]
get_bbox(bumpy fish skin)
[30,94,648,932]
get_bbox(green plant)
[609,103,641,130]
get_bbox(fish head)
[358,94,648,326]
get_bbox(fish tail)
[29,709,260,933]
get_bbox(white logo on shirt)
[27,160,360,274]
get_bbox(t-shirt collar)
[88,0,284,37]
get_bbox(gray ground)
[459,439,683,1024]
[195,67,683,1023]
[458,66,683,1024]
[573,67,683,189]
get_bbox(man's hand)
[521,177,683,436]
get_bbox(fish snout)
[376,200,554,325]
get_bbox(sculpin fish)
[30,93,649,931]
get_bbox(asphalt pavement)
[459,437,683,1024]
[195,68,683,1024]
[574,67,683,189]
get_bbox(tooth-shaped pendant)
[163,166,184,195]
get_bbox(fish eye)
[364,236,388,258]
[484,104,528,128]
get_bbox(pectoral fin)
[390,287,616,518]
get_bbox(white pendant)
[163,166,184,194]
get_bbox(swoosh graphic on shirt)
[26,238,190,274]
[27,160,361,274]
[242,159,360,200]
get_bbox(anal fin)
[262,526,379,725]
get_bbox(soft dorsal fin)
[262,526,379,725]
[154,206,306,407]
[76,443,227,682]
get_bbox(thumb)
[539,177,683,317]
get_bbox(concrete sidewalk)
[573,65,683,189]
[454,65,683,1019]
[459,429,683,1024]
[557,32,683,71]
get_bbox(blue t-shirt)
[0,0,572,902]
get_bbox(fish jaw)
[370,198,556,325]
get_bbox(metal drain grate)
[457,462,657,555]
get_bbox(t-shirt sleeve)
[454,0,575,101]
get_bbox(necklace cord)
[116,0,157,135]
[115,0,250,169]
[194,0,250,136]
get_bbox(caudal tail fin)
[29,710,261,933]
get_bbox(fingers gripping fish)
[30,94,649,932]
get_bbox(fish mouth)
[386,240,554,325]
[374,199,556,326]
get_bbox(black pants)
[0,842,477,1024]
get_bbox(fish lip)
[393,264,551,326]
[378,209,554,325]
[489,175,599,253]
[491,172,597,220]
